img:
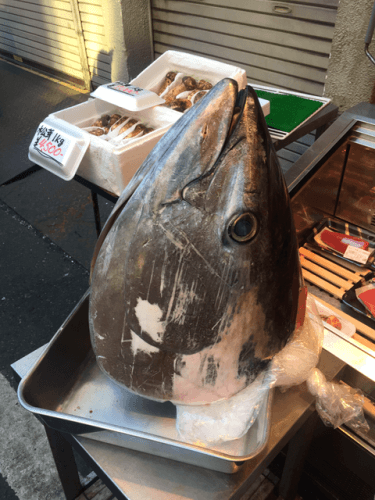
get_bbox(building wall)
[102,0,153,84]
[324,0,375,112]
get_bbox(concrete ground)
[0,59,115,500]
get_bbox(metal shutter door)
[0,0,87,84]
[151,0,339,96]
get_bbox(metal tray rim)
[18,378,272,462]
[17,289,272,463]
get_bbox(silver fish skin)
[89,78,302,405]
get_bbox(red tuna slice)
[356,286,375,317]
[318,227,369,255]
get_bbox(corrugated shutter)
[0,0,86,83]
[151,0,339,96]
[77,0,111,87]
[0,0,111,88]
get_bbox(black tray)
[306,218,375,269]
[342,276,375,322]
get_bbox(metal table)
[10,94,341,499]
[12,345,345,500]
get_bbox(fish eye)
[228,213,258,243]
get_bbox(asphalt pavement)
[0,59,114,500]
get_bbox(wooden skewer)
[302,269,345,299]
[300,255,353,290]
[299,247,364,282]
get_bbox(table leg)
[91,190,101,238]
[44,425,82,500]
[1,164,42,186]
[277,411,319,500]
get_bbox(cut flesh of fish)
[357,286,375,317]
[315,227,369,255]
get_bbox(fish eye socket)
[202,123,209,140]
[228,213,258,243]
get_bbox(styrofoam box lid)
[28,117,90,181]
[90,82,165,111]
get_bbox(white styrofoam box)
[131,50,248,97]
[50,98,179,195]
[37,53,272,196]
[47,52,251,195]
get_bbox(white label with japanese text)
[343,245,371,264]
[31,123,72,168]
[107,82,146,97]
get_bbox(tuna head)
[89,79,302,404]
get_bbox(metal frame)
[0,167,118,239]
[285,102,375,197]
[69,0,92,91]
[12,344,345,500]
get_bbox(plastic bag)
[176,296,320,446]
[272,294,368,433]
[272,294,324,389]
[176,369,274,446]
[176,293,369,445]
[307,369,370,431]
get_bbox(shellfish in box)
[89,79,304,408]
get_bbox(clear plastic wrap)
[307,369,370,431]
[272,295,368,432]
[272,294,324,389]
[176,293,369,445]
[176,370,274,446]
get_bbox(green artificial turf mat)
[255,90,324,133]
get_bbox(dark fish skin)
[89,79,302,405]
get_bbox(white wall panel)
[0,0,111,87]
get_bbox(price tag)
[29,120,90,180]
[343,244,371,264]
[108,82,145,97]
[31,123,72,168]
[91,81,165,111]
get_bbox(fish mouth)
[224,85,249,145]
[181,83,261,215]
[227,105,242,139]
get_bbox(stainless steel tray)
[18,290,272,474]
